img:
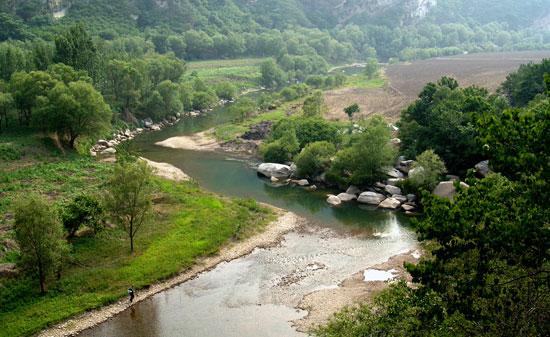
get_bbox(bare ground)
[155,129,221,151]
[37,210,305,337]
[140,157,191,182]
[325,51,550,122]
[293,249,421,332]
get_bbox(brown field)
[325,51,550,122]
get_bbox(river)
[78,99,417,337]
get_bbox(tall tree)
[54,24,98,79]
[105,160,153,253]
[14,194,67,293]
[0,92,14,132]
[105,60,143,122]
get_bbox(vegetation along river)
[78,98,417,337]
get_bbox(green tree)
[9,70,58,126]
[105,160,153,253]
[54,24,98,79]
[260,59,286,89]
[500,59,550,106]
[34,81,112,148]
[156,80,182,119]
[260,128,300,163]
[364,58,379,80]
[409,149,447,190]
[105,60,143,122]
[302,91,326,117]
[328,116,395,186]
[0,42,29,81]
[215,82,237,101]
[344,103,360,121]
[294,141,336,178]
[14,194,67,293]
[62,194,105,238]
[0,92,14,132]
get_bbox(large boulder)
[143,118,154,128]
[97,139,109,147]
[386,178,403,186]
[384,167,404,179]
[433,181,470,200]
[326,194,342,206]
[257,163,293,179]
[337,193,357,202]
[346,185,361,195]
[385,185,402,196]
[392,194,408,203]
[0,263,17,278]
[378,198,402,210]
[292,179,309,186]
[475,160,490,178]
[408,166,425,181]
[358,192,385,205]
[101,148,117,155]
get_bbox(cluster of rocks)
[241,121,273,140]
[89,114,182,156]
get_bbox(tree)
[54,24,98,79]
[105,160,153,253]
[0,42,29,81]
[0,92,14,132]
[9,70,58,126]
[260,128,300,163]
[344,103,360,122]
[260,59,286,89]
[364,58,379,80]
[105,60,143,122]
[34,81,112,148]
[156,80,182,119]
[328,116,396,186]
[302,91,326,117]
[13,194,67,293]
[409,149,447,190]
[62,194,105,238]
[294,141,336,178]
[500,59,550,106]
[215,82,237,101]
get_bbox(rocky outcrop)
[433,181,470,200]
[337,193,357,202]
[384,185,402,196]
[257,163,293,179]
[378,197,402,210]
[241,121,272,140]
[346,186,361,195]
[358,192,385,205]
[475,160,490,178]
[326,194,342,206]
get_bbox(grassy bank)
[187,58,268,89]
[0,132,274,337]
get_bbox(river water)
[78,100,417,337]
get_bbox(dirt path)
[37,210,305,337]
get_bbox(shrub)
[62,194,105,238]
[294,141,336,177]
[260,128,299,163]
[409,150,447,190]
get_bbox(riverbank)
[155,129,221,152]
[37,209,304,337]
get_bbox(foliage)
[409,150,447,190]
[294,141,336,178]
[62,194,105,238]
[364,58,379,79]
[343,103,360,121]
[500,59,550,106]
[398,77,505,174]
[54,24,98,80]
[260,127,299,163]
[302,90,326,117]
[228,97,256,122]
[260,59,286,89]
[105,159,153,253]
[328,116,395,186]
[215,82,237,100]
[13,194,68,293]
[270,117,341,150]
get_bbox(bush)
[409,150,447,190]
[61,194,105,237]
[0,144,23,160]
[271,118,341,150]
[294,141,336,178]
[215,82,237,100]
[260,128,299,163]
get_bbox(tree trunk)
[69,135,77,149]
[38,263,45,294]
[129,218,134,253]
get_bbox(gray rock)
[385,185,402,196]
[0,263,17,277]
[257,163,293,179]
[374,182,386,189]
[346,185,361,195]
[326,194,342,206]
[401,204,416,212]
[143,118,153,128]
[101,148,117,155]
[433,181,470,200]
[270,176,279,183]
[408,166,425,180]
[406,194,417,202]
[392,194,408,203]
[386,178,403,186]
[313,172,326,183]
[307,185,318,191]
[97,139,109,147]
[150,124,161,131]
[475,160,490,177]
[337,193,357,202]
[358,192,385,205]
[378,198,402,210]
[384,167,404,179]
[241,121,273,140]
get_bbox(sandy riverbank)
[293,249,421,332]
[141,157,191,182]
[37,209,305,337]
[155,129,221,151]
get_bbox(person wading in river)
[128,287,135,304]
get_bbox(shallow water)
[78,102,417,337]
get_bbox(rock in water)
[326,195,342,206]
[378,198,402,210]
[385,185,402,196]
[257,163,292,179]
[433,181,469,200]
[358,192,385,205]
[337,193,357,202]
[346,185,361,195]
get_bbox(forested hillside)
[1,0,549,62]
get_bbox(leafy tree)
[302,91,326,117]
[47,63,91,84]
[271,118,340,150]
[228,97,256,122]
[398,77,505,174]
[260,59,286,89]
[0,92,14,132]
[105,160,153,253]
[364,58,379,79]
[34,81,112,148]
[344,103,360,121]
[62,194,105,238]
[9,70,58,126]
[104,59,143,121]
[192,91,217,111]
[0,42,29,81]
[260,128,299,163]
[328,116,395,186]
[294,141,336,178]
[156,80,182,119]
[500,59,550,106]
[409,149,447,190]
[215,82,237,101]
[54,24,98,79]
[13,194,67,293]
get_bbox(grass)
[213,108,287,142]
[0,132,275,337]
[344,74,386,89]
[186,58,268,89]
